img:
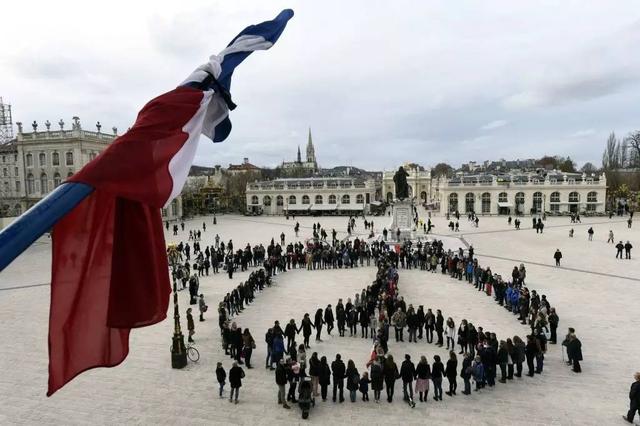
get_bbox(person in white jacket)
[445,317,456,350]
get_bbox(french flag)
[45,9,293,396]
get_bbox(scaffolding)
[0,97,14,144]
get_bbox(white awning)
[369,200,383,206]
[337,204,364,211]
[310,204,337,211]
[285,205,310,211]
[497,202,513,207]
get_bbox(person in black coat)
[566,333,583,373]
[435,310,445,346]
[431,355,445,401]
[308,352,321,397]
[298,313,315,349]
[359,307,370,338]
[444,351,458,396]
[284,319,297,354]
[228,361,245,404]
[425,309,435,343]
[336,302,346,337]
[416,306,425,340]
[525,335,539,377]
[370,357,385,403]
[384,355,400,403]
[331,354,346,403]
[400,354,416,404]
[623,372,640,423]
[314,309,324,342]
[324,304,335,335]
[216,362,226,399]
[460,353,472,395]
[345,360,360,403]
[318,356,332,402]
[275,361,291,409]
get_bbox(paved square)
[0,211,638,425]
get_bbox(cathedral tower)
[306,127,316,165]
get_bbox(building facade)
[0,117,182,221]
[439,171,607,215]
[383,163,433,203]
[246,177,379,215]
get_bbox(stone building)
[245,176,379,216]
[439,171,607,215]
[382,163,433,203]
[0,117,182,221]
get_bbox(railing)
[18,129,117,143]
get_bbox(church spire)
[297,145,301,163]
[306,127,316,165]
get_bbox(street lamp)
[168,245,187,369]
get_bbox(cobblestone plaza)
[1,211,639,425]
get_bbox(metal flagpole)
[0,182,94,272]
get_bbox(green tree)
[431,163,454,178]
[559,157,576,173]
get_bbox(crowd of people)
[164,209,640,417]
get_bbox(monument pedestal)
[390,199,414,241]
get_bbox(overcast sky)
[3,1,639,170]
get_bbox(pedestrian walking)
[229,361,245,404]
[553,249,562,266]
[622,372,640,423]
[216,362,226,398]
[186,308,195,343]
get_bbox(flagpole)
[0,182,93,272]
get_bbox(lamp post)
[168,245,187,369]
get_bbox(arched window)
[315,195,323,204]
[65,152,74,166]
[52,152,60,166]
[276,195,284,206]
[550,191,560,203]
[251,195,259,205]
[356,194,364,204]
[14,204,22,216]
[515,191,525,214]
[171,199,178,216]
[420,191,427,202]
[26,153,33,167]
[2,168,7,177]
[263,195,272,206]
[481,192,491,214]
[302,195,310,204]
[498,192,508,203]
[53,172,61,188]
[39,152,46,166]
[449,193,458,212]
[67,171,74,178]
[26,173,34,194]
[568,191,579,203]
[465,193,475,213]
[328,194,337,204]
[342,194,350,204]
[587,191,597,211]
[533,192,543,212]
[40,173,48,194]
[288,195,296,205]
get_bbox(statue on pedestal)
[393,166,410,200]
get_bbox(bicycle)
[187,343,200,362]
[169,342,200,363]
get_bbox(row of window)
[448,191,599,213]
[2,167,19,177]
[1,155,18,163]
[251,194,365,206]
[25,152,75,167]
[24,172,73,195]
[0,204,22,216]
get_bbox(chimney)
[244,157,249,164]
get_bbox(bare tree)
[580,162,598,173]
[624,130,640,168]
